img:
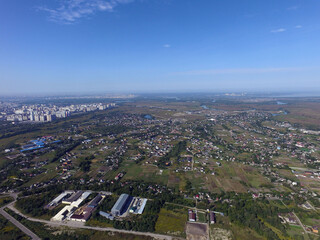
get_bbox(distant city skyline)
[1,0,320,94]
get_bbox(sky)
[0,0,320,95]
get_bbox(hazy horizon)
[1,90,320,99]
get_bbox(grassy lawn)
[263,221,291,240]
[0,158,9,169]
[273,155,305,168]
[185,172,206,190]
[22,169,57,187]
[197,211,207,223]
[86,219,113,228]
[287,225,310,240]
[245,171,270,188]
[126,163,147,178]
[212,216,264,240]
[0,196,13,208]
[155,208,187,237]
[122,162,169,185]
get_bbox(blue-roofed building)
[30,140,45,146]
[99,211,114,220]
[111,194,132,216]
[20,139,45,152]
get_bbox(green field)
[155,208,187,237]
[210,216,264,240]
[0,196,13,208]
[197,211,207,223]
[0,214,30,240]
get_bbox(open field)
[210,216,264,240]
[123,163,170,186]
[197,212,207,223]
[287,225,310,240]
[274,102,320,129]
[205,162,272,193]
[186,222,208,240]
[155,208,187,237]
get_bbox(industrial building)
[52,205,76,221]
[20,140,44,152]
[69,193,103,222]
[50,190,108,224]
[99,211,114,220]
[71,191,91,208]
[129,198,147,214]
[45,191,74,209]
[62,191,83,204]
[111,193,132,216]
[88,194,102,208]
[70,206,94,222]
[51,191,96,222]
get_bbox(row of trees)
[51,140,81,163]
[16,191,59,217]
[157,141,187,168]
[79,154,95,172]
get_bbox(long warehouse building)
[111,193,131,216]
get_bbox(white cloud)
[271,28,286,33]
[295,25,302,29]
[38,0,134,24]
[163,44,171,48]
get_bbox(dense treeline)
[20,184,65,197]
[86,125,130,138]
[0,197,13,208]
[16,191,62,217]
[96,195,117,213]
[113,214,158,232]
[79,154,95,172]
[0,215,29,240]
[216,194,288,240]
[157,141,187,168]
[0,124,41,142]
[50,140,81,163]
[112,200,164,232]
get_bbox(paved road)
[1,192,183,240]
[7,202,178,240]
[306,201,317,211]
[292,211,307,233]
[0,201,41,240]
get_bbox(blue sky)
[0,0,320,94]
